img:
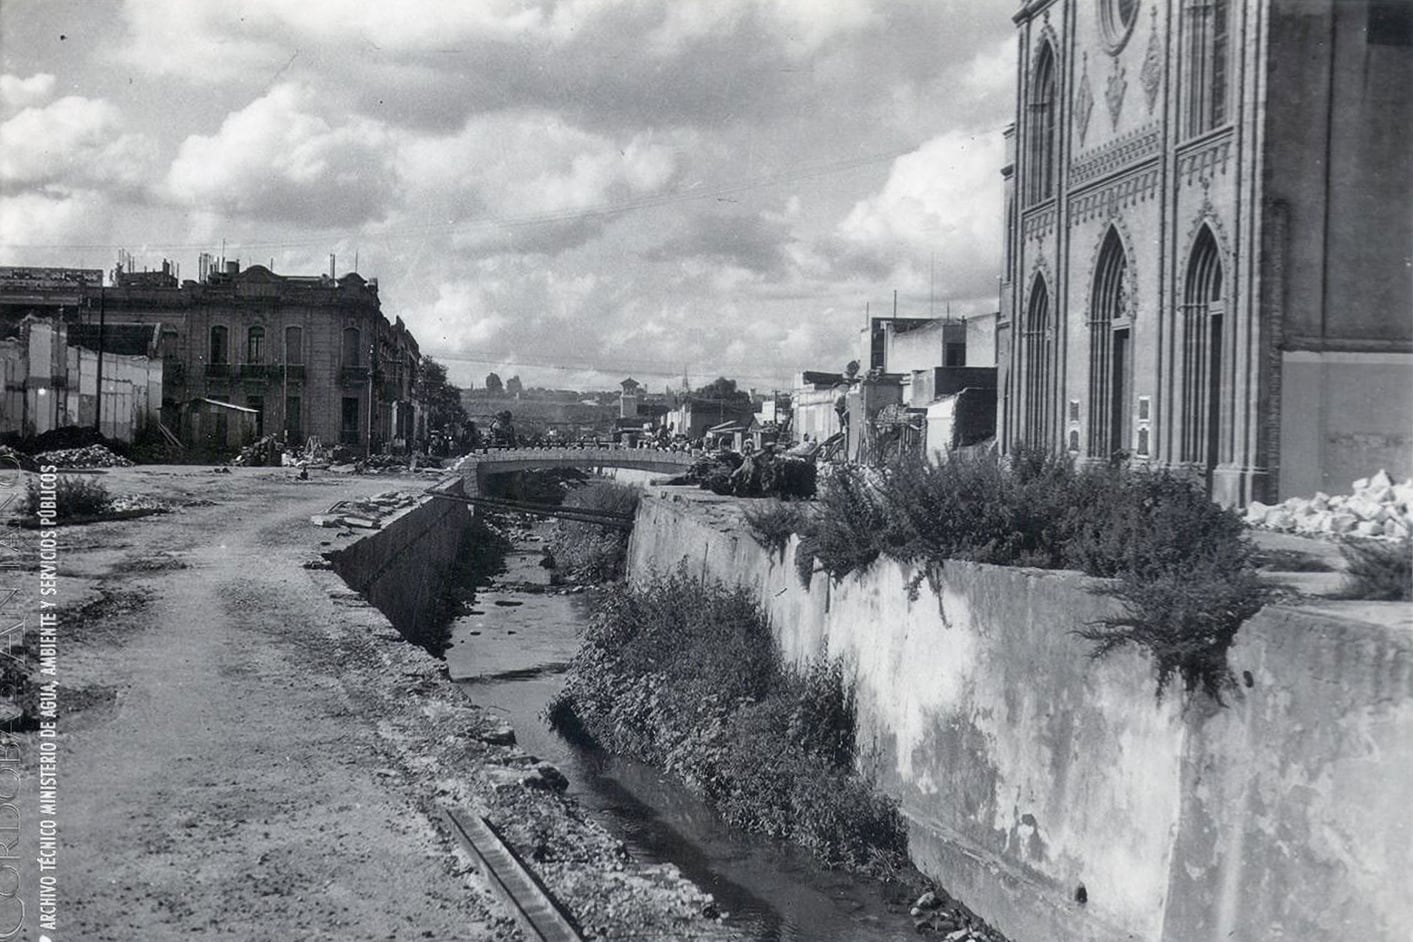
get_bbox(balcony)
[340,366,370,386]
[204,363,230,379]
[281,364,306,383]
[239,364,278,383]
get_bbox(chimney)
[226,260,238,276]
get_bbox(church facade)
[997,0,1411,505]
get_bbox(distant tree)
[485,372,504,394]
[415,358,468,434]
[490,410,517,446]
[692,376,751,406]
[505,375,524,397]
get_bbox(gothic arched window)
[1088,228,1132,457]
[1023,275,1053,447]
[1026,42,1059,205]
[1184,0,1230,137]
[1180,227,1224,470]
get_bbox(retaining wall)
[329,484,472,651]
[627,488,1413,942]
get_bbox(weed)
[549,569,908,876]
[547,482,640,584]
[1337,538,1412,601]
[23,475,112,520]
[743,500,805,557]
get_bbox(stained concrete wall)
[328,484,471,651]
[628,488,1413,942]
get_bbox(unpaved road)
[7,466,733,942]
[23,468,499,940]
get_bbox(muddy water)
[445,525,919,942]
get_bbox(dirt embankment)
[4,466,736,941]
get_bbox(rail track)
[441,808,584,942]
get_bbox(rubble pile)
[108,494,170,514]
[34,445,133,469]
[909,888,1004,940]
[310,490,419,529]
[231,435,282,467]
[1245,470,1413,540]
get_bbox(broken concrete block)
[1354,520,1382,537]
[1370,469,1394,490]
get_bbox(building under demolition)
[0,261,425,455]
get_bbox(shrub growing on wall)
[788,450,1269,700]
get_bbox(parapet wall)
[627,488,1413,942]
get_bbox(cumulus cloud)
[0,96,158,189]
[164,84,398,226]
[393,112,681,255]
[0,190,108,252]
[1,73,56,110]
[832,129,1004,299]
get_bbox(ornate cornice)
[1068,164,1162,225]
[1068,122,1162,187]
[1176,130,1234,187]
[1022,203,1058,242]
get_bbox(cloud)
[391,112,681,256]
[643,211,793,274]
[0,96,158,189]
[831,129,1004,299]
[0,73,56,110]
[0,190,107,253]
[163,84,398,227]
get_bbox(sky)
[0,0,1016,392]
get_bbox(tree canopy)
[692,376,752,405]
[416,357,467,431]
[484,372,504,394]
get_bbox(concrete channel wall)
[329,480,471,649]
[627,488,1413,942]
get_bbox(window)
[1184,0,1230,137]
[209,325,228,364]
[285,395,302,441]
[1025,43,1059,205]
[1100,0,1140,52]
[247,325,265,364]
[342,327,361,367]
[1180,227,1224,471]
[159,328,179,358]
[341,396,361,445]
[945,342,967,367]
[1087,228,1132,457]
[284,325,303,365]
[1022,275,1053,447]
[247,395,264,438]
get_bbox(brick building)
[998,0,1412,505]
[1,261,424,454]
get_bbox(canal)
[444,519,923,942]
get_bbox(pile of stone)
[1245,470,1413,540]
[910,888,1003,940]
[34,445,133,469]
[309,490,419,529]
[231,435,282,467]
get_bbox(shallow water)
[445,531,918,942]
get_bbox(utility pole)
[366,341,375,459]
[93,280,106,435]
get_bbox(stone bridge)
[453,445,695,496]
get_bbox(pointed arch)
[1088,226,1133,456]
[1179,225,1225,471]
[1023,273,1054,447]
[1026,40,1059,206]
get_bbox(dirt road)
[26,468,498,940]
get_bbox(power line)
[0,146,916,252]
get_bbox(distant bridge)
[453,445,695,496]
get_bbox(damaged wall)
[627,488,1413,942]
